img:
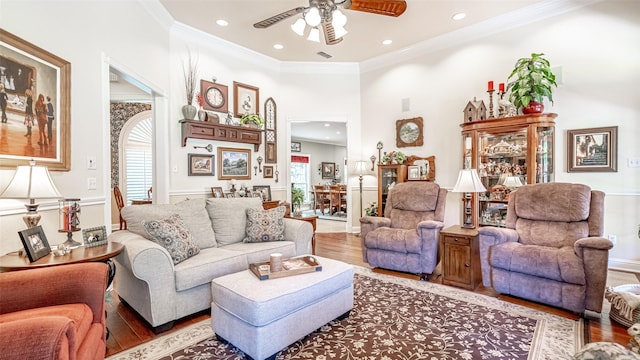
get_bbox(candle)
[499,83,505,92]
[488,81,494,91]
[270,253,283,272]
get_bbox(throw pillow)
[143,214,200,265]
[243,206,286,243]
[206,197,263,246]
[121,198,217,249]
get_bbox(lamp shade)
[452,169,486,193]
[503,176,523,188]
[0,161,62,200]
[354,160,368,176]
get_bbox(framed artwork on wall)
[321,162,335,179]
[567,126,618,172]
[291,141,301,152]
[0,29,71,171]
[396,117,424,148]
[200,79,228,113]
[218,147,251,180]
[263,165,274,178]
[188,153,215,176]
[264,97,277,163]
[233,81,259,118]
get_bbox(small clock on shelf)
[200,79,228,113]
[396,117,424,148]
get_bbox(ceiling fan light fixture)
[305,7,321,27]
[334,25,348,39]
[331,9,347,27]
[307,27,321,42]
[291,18,306,36]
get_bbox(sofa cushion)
[174,248,248,291]
[389,182,441,212]
[121,198,217,249]
[243,206,286,243]
[143,214,200,265]
[489,242,586,285]
[514,183,591,222]
[364,227,421,253]
[206,197,263,246]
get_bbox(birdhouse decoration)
[464,97,487,122]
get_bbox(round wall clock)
[396,117,424,148]
[200,79,228,113]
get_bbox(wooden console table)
[180,120,262,151]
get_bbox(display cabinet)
[377,164,407,216]
[460,113,556,227]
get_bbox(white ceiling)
[158,0,542,63]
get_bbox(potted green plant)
[291,186,305,217]
[507,52,558,114]
[239,113,264,128]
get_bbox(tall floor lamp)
[354,161,369,218]
[451,168,486,229]
[0,160,63,228]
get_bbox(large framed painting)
[0,29,71,171]
[567,126,618,172]
[217,147,251,180]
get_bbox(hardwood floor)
[106,231,632,356]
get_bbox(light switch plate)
[88,177,97,190]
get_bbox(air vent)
[317,51,332,59]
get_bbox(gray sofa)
[110,197,313,331]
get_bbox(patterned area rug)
[107,267,584,360]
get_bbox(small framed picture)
[233,81,259,118]
[263,165,274,178]
[321,162,335,179]
[407,165,420,180]
[188,154,215,176]
[253,185,272,201]
[567,126,618,172]
[223,192,235,198]
[211,186,224,198]
[18,226,51,262]
[291,141,301,152]
[82,226,108,248]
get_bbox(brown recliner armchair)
[478,182,613,313]
[360,181,447,279]
[0,262,108,360]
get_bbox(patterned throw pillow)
[243,206,286,243]
[143,214,200,265]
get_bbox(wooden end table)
[439,225,481,290]
[288,214,317,254]
[0,242,124,272]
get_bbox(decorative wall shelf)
[180,120,262,151]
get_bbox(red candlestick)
[488,81,494,91]
[499,83,505,92]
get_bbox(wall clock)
[396,117,424,148]
[200,79,228,113]
[264,97,277,163]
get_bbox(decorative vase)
[293,205,302,217]
[182,104,197,120]
[522,101,544,114]
[197,108,207,121]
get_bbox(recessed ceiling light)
[216,19,229,26]
[273,44,284,50]
[382,39,393,45]
[452,13,466,21]
[324,123,331,127]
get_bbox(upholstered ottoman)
[211,256,354,360]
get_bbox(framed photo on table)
[188,154,215,176]
[18,226,51,262]
[407,165,420,180]
[211,186,224,198]
[82,226,107,248]
[253,185,272,201]
[218,147,251,180]
[0,29,71,171]
[233,81,259,118]
[567,126,618,172]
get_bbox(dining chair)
[114,186,127,230]
[313,185,330,215]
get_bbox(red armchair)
[0,262,108,360]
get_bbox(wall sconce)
[369,155,376,171]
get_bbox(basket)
[605,284,640,327]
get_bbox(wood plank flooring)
[106,231,632,357]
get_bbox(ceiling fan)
[253,0,407,45]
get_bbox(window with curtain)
[123,117,152,204]
[291,155,310,202]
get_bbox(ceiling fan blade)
[344,0,407,17]
[253,7,307,28]
[322,22,343,45]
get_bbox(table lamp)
[354,160,369,218]
[452,169,487,229]
[0,160,62,228]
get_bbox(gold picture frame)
[0,29,71,171]
[567,126,618,172]
[218,147,251,180]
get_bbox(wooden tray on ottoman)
[250,255,322,280]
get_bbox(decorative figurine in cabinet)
[376,164,407,216]
[460,113,556,227]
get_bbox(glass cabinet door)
[536,126,554,183]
